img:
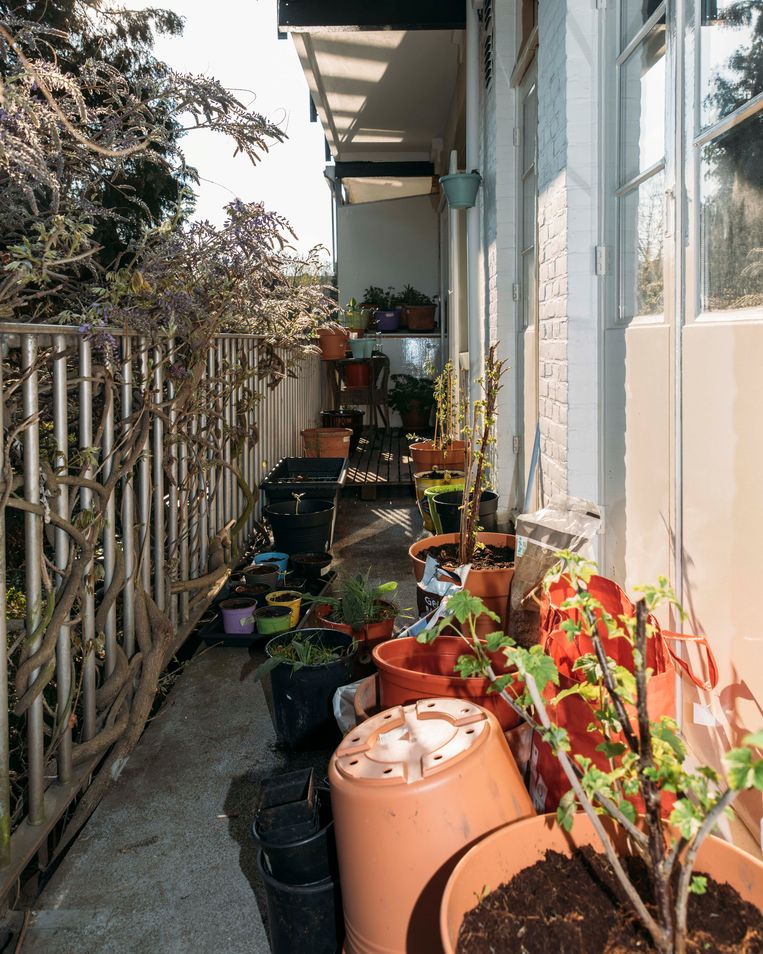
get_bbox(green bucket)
[424,482,465,534]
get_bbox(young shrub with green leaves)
[418,553,763,954]
[306,572,398,632]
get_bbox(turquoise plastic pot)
[439,171,482,210]
[256,551,289,580]
[349,339,366,359]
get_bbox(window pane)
[700,112,763,316]
[621,0,665,49]
[620,172,665,319]
[619,25,667,185]
[701,0,763,129]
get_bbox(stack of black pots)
[253,769,343,954]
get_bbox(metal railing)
[0,324,321,895]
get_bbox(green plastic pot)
[256,605,293,636]
[424,482,465,534]
[439,171,482,209]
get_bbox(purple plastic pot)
[220,598,256,635]
[374,309,399,332]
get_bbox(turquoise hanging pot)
[439,171,482,210]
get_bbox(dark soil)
[258,606,291,619]
[456,846,763,954]
[270,592,299,603]
[423,542,515,570]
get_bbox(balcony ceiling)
[292,30,461,164]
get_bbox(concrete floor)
[22,492,420,954]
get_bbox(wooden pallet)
[344,427,414,499]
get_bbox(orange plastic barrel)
[329,698,534,954]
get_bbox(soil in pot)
[422,541,515,570]
[256,605,293,636]
[290,551,332,580]
[456,845,763,954]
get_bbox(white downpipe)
[466,0,483,407]
[448,149,462,407]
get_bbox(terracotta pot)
[409,440,466,472]
[353,673,380,722]
[403,304,437,331]
[399,400,433,432]
[329,699,534,954]
[373,637,521,731]
[315,602,396,649]
[317,327,349,361]
[301,427,352,459]
[413,470,465,531]
[440,812,763,953]
[409,532,516,637]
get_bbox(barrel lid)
[333,698,488,784]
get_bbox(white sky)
[141,0,333,257]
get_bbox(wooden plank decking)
[344,427,415,498]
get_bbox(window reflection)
[621,173,665,319]
[619,25,667,184]
[701,113,763,315]
[701,0,763,128]
[621,0,665,49]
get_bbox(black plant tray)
[198,571,336,647]
[260,457,348,504]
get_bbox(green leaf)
[542,725,570,754]
[670,798,703,839]
[596,740,627,759]
[516,647,559,693]
[252,655,282,683]
[617,799,637,825]
[485,630,512,652]
[743,730,763,749]
[652,721,686,760]
[445,589,498,624]
[725,747,763,791]
[556,790,576,832]
[689,875,708,895]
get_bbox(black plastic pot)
[257,851,344,954]
[264,500,335,556]
[321,408,364,452]
[290,551,333,580]
[253,795,338,885]
[266,629,356,750]
[260,768,315,810]
[432,489,499,533]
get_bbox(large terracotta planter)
[440,812,763,953]
[409,440,466,473]
[329,699,534,954]
[373,637,521,730]
[403,304,437,330]
[317,327,349,360]
[409,532,516,637]
[315,601,396,649]
[301,427,352,459]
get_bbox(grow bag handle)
[662,631,719,692]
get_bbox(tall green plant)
[432,361,457,451]
[419,554,763,954]
[307,572,397,632]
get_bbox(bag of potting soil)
[333,679,364,735]
[397,557,469,641]
[527,574,719,814]
[510,495,601,648]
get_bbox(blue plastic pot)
[374,310,399,332]
[256,551,289,579]
[440,171,482,209]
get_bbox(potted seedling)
[424,559,763,954]
[254,629,358,749]
[409,362,466,472]
[341,297,372,334]
[409,345,512,636]
[388,374,435,431]
[399,284,437,331]
[264,493,335,555]
[362,285,399,332]
[311,572,399,649]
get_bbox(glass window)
[619,24,667,184]
[621,0,665,49]
[701,0,763,129]
[700,113,763,315]
[620,172,666,319]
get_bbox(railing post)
[79,336,97,743]
[52,336,72,784]
[22,335,45,823]
[121,338,136,659]
[0,337,11,862]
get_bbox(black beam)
[334,161,434,180]
[278,0,465,32]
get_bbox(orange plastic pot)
[353,673,380,722]
[343,361,371,387]
[440,812,763,953]
[315,602,396,649]
[409,440,466,472]
[329,699,534,954]
[317,327,349,360]
[373,637,521,731]
[409,532,515,637]
[301,427,352,459]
